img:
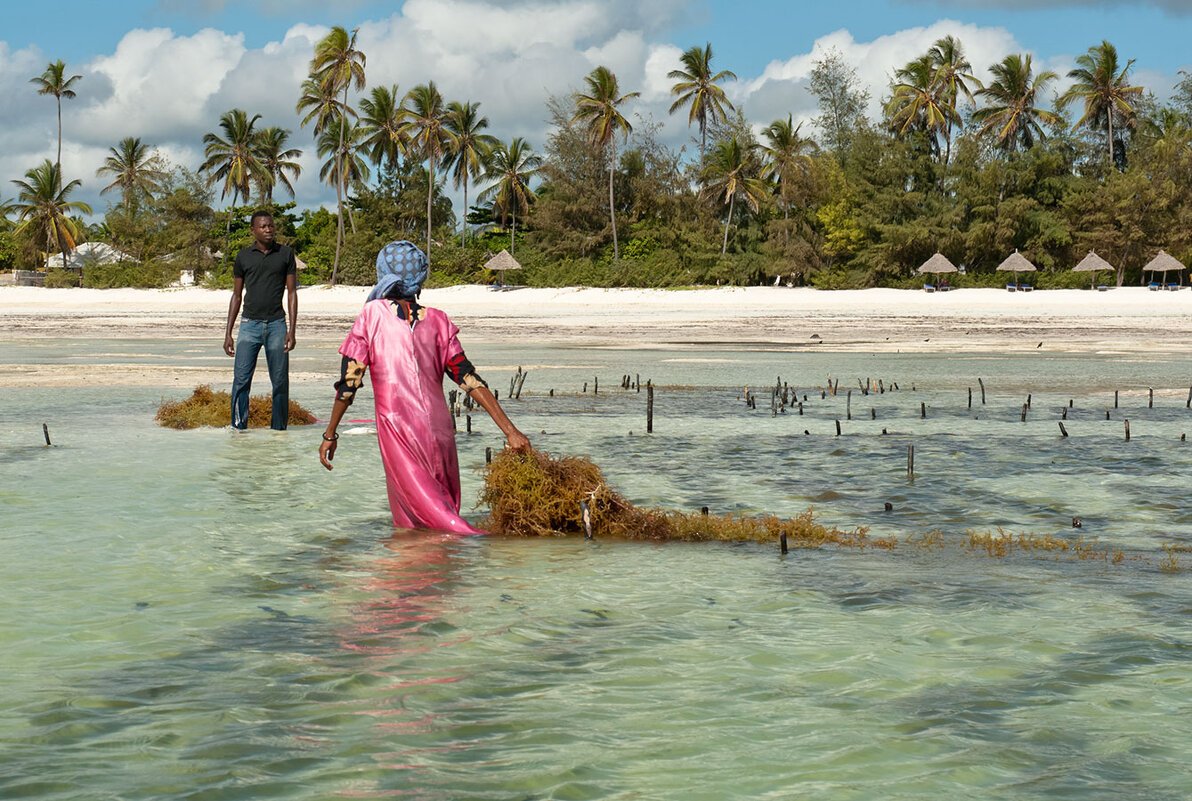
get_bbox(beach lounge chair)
[923,284,935,293]
[1148,282,1160,291]
[1006,284,1016,292]
[1020,283,1033,292]
[1097,285,1109,292]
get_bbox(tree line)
[3,32,1191,289]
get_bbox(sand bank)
[2,285,1189,387]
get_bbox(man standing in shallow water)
[223,211,298,430]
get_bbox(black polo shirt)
[234,242,296,322]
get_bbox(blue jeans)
[231,318,289,430]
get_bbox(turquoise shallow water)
[3,341,1192,799]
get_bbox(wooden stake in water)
[1021,404,1027,423]
[847,390,852,420]
[646,382,654,434]
[978,378,986,404]
[43,423,51,446]
[1115,390,1119,408]
[1149,387,1153,408]
[579,501,593,539]
[835,419,841,436]
[1125,419,1130,442]
[968,387,972,408]
[1059,422,1069,437]
[921,401,926,419]
[779,531,789,555]
[466,415,472,434]
[907,444,915,479]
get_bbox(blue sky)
[3,0,1189,217]
[12,0,1191,75]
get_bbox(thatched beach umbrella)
[916,253,958,275]
[997,251,1038,290]
[484,249,522,287]
[1142,250,1186,288]
[1071,250,1115,289]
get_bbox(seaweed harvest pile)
[478,448,880,547]
[155,384,317,429]
[476,450,1182,571]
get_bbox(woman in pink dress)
[318,241,530,533]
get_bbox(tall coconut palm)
[253,127,303,204]
[1059,40,1144,166]
[972,54,1061,152]
[700,138,768,255]
[572,66,639,263]
[401,82,455,264]
[317,123,370,228]
[200,109,267,266]
[96,137,167,212]
[479,137,542,254]
[30,60,82,178]
[928,35,979,165]
[668,43,737,162]
[885,55,955,159]
[444,101,497,246]
[11,160,91,269]
[305,26,365,285]
[760,115,816,223]
[359,84,407,171]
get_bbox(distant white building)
[46,241,133,269]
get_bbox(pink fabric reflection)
[340,301,485,534]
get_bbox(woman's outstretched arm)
[467,386,531,451]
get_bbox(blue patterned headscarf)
[367,240,428,303]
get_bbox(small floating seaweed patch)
[477,449,1180,571]
[155,384,316,429]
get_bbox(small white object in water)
[343,426,376,436]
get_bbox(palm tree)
[401,82,455,264]
[0,197,15,232]
[572,66,639,263]
[30,60,82,177]
[305,26,366,285]
[972,54,1061,152]
[479,137,542,254]
[1059,40,1144,166]
[885,55,955,159]
[11,160,91,269]
[359,84,407,171]
[254,127,303,204]
[668,43,737,162]
[700,138,768,255]
[444,101,498,246]
[928,36,980,165]
[317,124,370,228]
[760,115,816,223]
[96,137,167,212]
[200,109,267,266]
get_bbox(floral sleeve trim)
[448,352,487,393]
[334,356,367,403]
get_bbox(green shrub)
[81,260,177,289]
[44,268,78,288]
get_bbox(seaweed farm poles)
[647,381,654,434]
[42,423,50,446]
[907,444,915,479]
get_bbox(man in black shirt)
[223,211,298,430]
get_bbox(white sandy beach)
[2,284,1190,387]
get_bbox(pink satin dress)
[339,300,485,534]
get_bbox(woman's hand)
[319,437,338,470]
[506,429,531,452]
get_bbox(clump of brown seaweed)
[478,448,881,546]
[155,384,316,429]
